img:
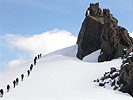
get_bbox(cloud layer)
[7,58,26,68]
[3,29,77,68]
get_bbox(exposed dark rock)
[86,2,103,17]
[111,80,115,86]
[99,82,106,87]
[110,67,117,74]
[113,86,118,90]
[78,2,133,97]
[98,9,133,62]
[77,2,133,61]
[103,74,110,80]
[94,80,96,82]
[111,73,119,79]
[94,79,99,82]
[76,3,104,60]
[95,67,120,90]
[118,52,133,96]
[96,52,133,96]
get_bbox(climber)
[16,78,19,85]
[0,89,4,97]
[7,84,10,92]
[13,80,16,88]
[21,74,24,81]
[27,70,30,76]
[30,64,33,71]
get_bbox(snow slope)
[83,50,101,62]
[130,33,133,38]
[0,45,132,99]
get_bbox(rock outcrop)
[98,9,133,62]
[76,2,133,62]
[77,3,104,60]
[95,50,133,96]
[77,3,133,96]
[94,67,120,90]
[118,51,133,96]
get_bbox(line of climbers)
[0,54,42,97]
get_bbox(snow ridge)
[0,45,132,99]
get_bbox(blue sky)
[0,0,133,71]
[0,0,132,35]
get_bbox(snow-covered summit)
[0,45,132,99]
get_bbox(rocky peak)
[103,9,111,23]
[77,3,104,60]
[77,2,133,61]
[76,2,133,96]
[86,2,103,17]
[98,9,132,62]
[103,9,118,26]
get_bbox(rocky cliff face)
[76,2,133,62]
[118,49,133,96]
[77,3,104,60]
[98,9,133,62]
[77,2,133,96]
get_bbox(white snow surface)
[0,45,132,99]
[83,50,101,62]
[129,33,133,38]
